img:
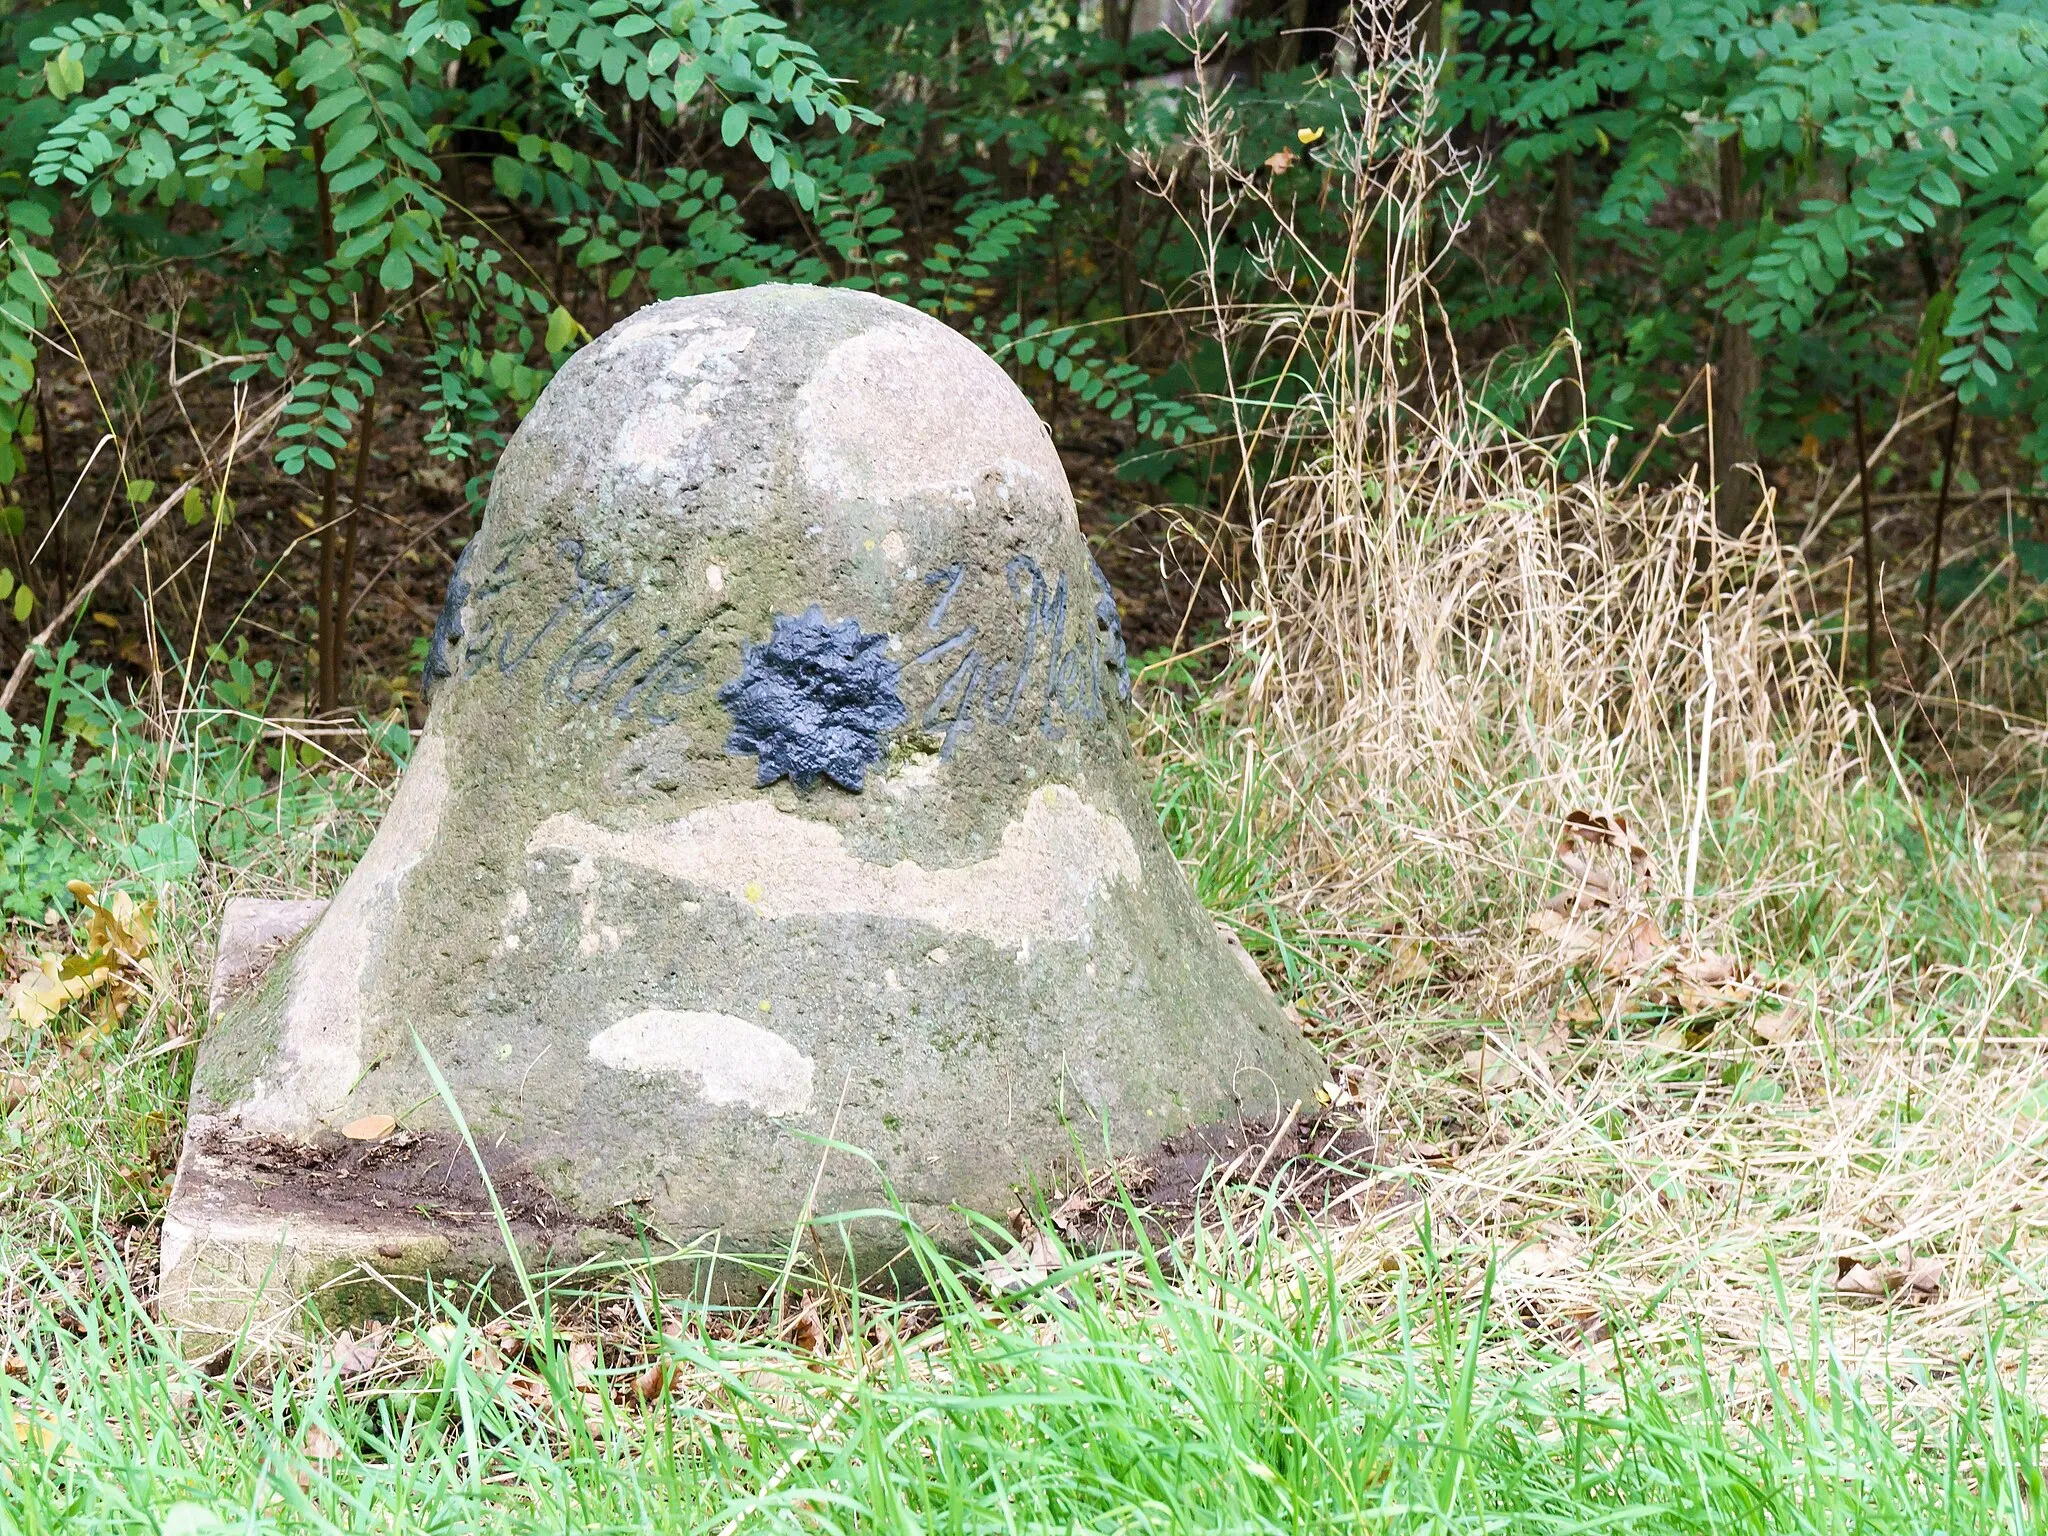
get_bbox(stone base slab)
[163,898,567,1350]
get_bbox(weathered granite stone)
[163,286,1323,1334]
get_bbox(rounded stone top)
[495,284,1072,570]
[427,285,1133,821]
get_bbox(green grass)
[6,649,2048,1534]
[7,1212,2048,1534]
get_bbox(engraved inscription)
[450,536,705,724]
[906,554,1132,756]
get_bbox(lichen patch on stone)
[529,783,1142,949]
[237,730,452,1134]
[797,321,1068,511]
[588,1009,814,1115]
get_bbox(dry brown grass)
[1136,18,2048,1409]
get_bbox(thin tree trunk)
[1918,395,1963,677]
[1852,387,1880,681]
[1103,0,1139,355]
[1715,136,1762,535]
[311,132,343,717]
[1542,148,1582,434]
[32,370,63,608]
[334,282,385,672]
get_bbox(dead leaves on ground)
[1834,1250,1944,1306]
[3,882,161,1039]
[1526,809,1754,1025]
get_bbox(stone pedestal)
[162,287,1323,1341]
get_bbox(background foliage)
[0,0,2044,900]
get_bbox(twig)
[1805,390,1955,547]
[0,393,286,718]
[1,475,197,717]
[1917,394,1963,679]
[1247,1098,1303,1188]
[1619,365,1708,490]
[1851,388,1879,678]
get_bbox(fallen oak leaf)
[1901,1253,1943,1300]
[782,1292,826,1355]
[1752,1003,1806,1044]
[1834,1256,1890,1300]
[340,1114,397,1142]
[1560,809,1655,884]
[1527,907,1604,964]
[567,1338,599,1387]
[322,1322,385,1379]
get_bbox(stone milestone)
[162,285,1324,1338]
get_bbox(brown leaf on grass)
[1319,1061,1374,1111]
[633,1362,670,1404]
[1459,1046,1520,1090]
[783,1292,825,1355]
[566,1339,598,1387]
[322,1322,385,1379]
[340,1114,397,1142]
[300,1422,342,1485]
[978,1228,1062,1294]
[1561,809,1655,882]
[1264,148,1297,174]
[1049,1188,1097,1237]
[1752,1003,1807,1044]
[1834,1257,1890,1300]
[1385,932,1433,985]
[1901,1253,1943,1299]
[6,884,161,1036]
[634,1318,685,1406]
[1527,907,1604,963]
[1619,915,1671,973]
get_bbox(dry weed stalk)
[1140,12,2048,1411]
[1151,23,1861,978]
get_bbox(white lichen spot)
[237,731,453,1133]
[615,402,707,471]
[529,785,1142,950]
[927,947,950,966]
[884,968,904,992]
[881,530,907,564]
[796,321,1070,512]
[883,757,938,796]
[588,1009,813,1115]
[496,885,531,955]
[705,563,725,593]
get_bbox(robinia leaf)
[12,584,30,622]
[44,49,85,101]
[545,305,579,354]
[720,103,749,147]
